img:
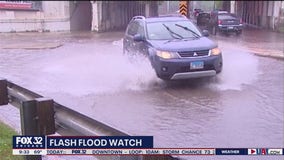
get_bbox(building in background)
[0,1,283,33]
[0,1,153,33]
[185,1,283,32]
[0,1,71,32]
[233,1,284,32]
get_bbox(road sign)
[179,1,187,16]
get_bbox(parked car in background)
[210,10,229,17]
[208,10,243,35]
[197,12,210,26]
[193,8,203,18]
[123,15,223,80]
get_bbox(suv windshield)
[146,20,201,40]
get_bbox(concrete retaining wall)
[0,1,70,32]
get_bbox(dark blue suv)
[123,15,223,80]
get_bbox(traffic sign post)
[179,1,188,17]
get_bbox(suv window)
[146,20,201,40]
[127,21,138,36]
[137,23,145,36]
[127,21,144,36]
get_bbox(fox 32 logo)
[13,136,45,149]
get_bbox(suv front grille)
[178,50,209,58]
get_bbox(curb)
[1,42,63,50]
[252,51,284,60]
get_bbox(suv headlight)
[156,50,179,59]
[210,47,221,56]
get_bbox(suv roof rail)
[158,14,187,19]
[132,16,146,20]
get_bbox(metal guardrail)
[0,79,176,160]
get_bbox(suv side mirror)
[202,30,209,37]
[133,34,145,42]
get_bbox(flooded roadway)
[0,29,283,160]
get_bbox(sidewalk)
[0,32,65,49]
[0,31,124,50]
[242,27,284,60]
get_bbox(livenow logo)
[248,149,257,155]
[268,149,282,155]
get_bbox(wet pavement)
[0,29,283,160]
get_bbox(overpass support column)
[91,1,103,32]
[145,2,158,17]
[231,1,235,14]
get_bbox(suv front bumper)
[151,54,223,80]
[171,70,216,80]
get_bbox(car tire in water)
[236,30,242,35]
[224,31,230,36]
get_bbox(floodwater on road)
[0,29,283,160]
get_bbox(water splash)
[209,42,260,91]
[37,40,160,96]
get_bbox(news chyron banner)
[12,136,284,156]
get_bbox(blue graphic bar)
[47,136,153,149]
[216,148,248,155]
